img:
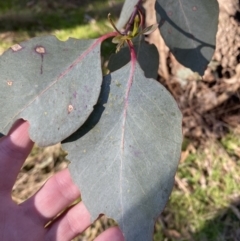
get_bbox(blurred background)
[1,0,239,240]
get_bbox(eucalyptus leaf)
[156,0,219,75]
[63,63,182,241]
[0,35,103,146]
[140,23,159,35]
[108,41,159,79]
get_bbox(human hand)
[0,120,124,241]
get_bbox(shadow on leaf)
[155,1,218,75]
[62,74,111,143]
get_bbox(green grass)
[54,20,112,41]
[154,138,240,241]
[221,132,240,157]
[0,0,121,54]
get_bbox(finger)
[94,227,125,241]
[21,169,80,224]
[0,119,33,195]
[45,201,91,241]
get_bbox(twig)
[123,0,143,35]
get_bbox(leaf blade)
[63,63,182,241]
[108,40,159,79]
[156,0,219,75]
[0,35,103,146]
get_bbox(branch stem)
[123,0,143,35]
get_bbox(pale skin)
[0,120,124,241]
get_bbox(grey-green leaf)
[0,35,103,146]
[62,63,182,241]
[156,0,219,75]
[108,40,159,79]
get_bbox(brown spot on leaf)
[192,6,197,11]
[7,80,13,86]
[35,46,46,74]
[11,44,22,52]
[36,46,46,54]
[168,11,173,16]
[68,105,74,113]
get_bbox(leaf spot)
[7,80,13,86]
[167,11,172,16]
[68,104,74,113]
[35,46,46,54]
[11,44,22,52]
[192,6,197,11]
[34,46,46,74]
